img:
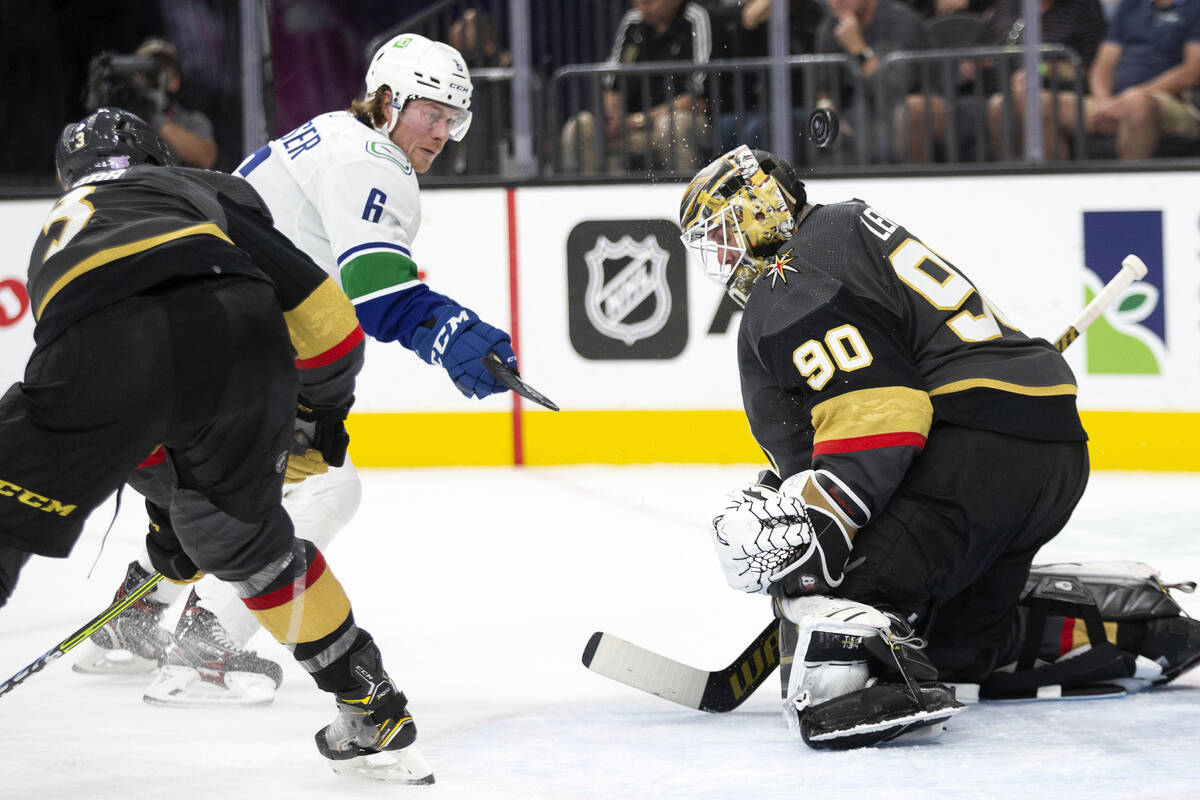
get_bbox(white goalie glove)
[710,470,868,595]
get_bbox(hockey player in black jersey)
[0,108,431,782]
[680,145,1200,748]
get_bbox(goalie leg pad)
[777,596,965,748]
[1140,614,1200,684]
[980,561,1200,698]
[777,596,888,737]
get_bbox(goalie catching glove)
[711,469,869,595]
[286,399,352,484]
[410,304,517,399]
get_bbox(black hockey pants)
[0,276,298,604]
[836,422,1090,682]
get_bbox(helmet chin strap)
[375,91,404,135]
[381,102,401,135]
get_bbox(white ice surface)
[2,467,1199,799]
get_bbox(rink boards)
[2,171,1197,469]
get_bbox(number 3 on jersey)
[889,238,1012,342]
[40,186,97,263]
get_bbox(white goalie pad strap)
[777,595,892,631]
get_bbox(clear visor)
[680,204,749,287]
[397,99,473,141]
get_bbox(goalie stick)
[582,254,1150,713]
[1053,254,1148,352]
[0,570,164,699]
[582,621,779,713]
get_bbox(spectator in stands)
[447,8,512,175]
[449,8,511,68]
[913,0,997,20]
[710,0,824,154]
[131,37,219,169]
[899,0,1105,163]
[560,0,713,173]
[990,0,1200,159]
[814,0,933,162]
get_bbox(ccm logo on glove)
[412,304,518,399]
[428,308,471,366]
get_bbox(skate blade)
[328,746,435,784]
[71,641,158,675]
[143,665,276,707]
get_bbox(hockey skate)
[315,637,434,784]
[143,588,282,707]
[73,561,173,675]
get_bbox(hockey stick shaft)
[0,570,164,699]
[1053,254,1148,353]
[583,255,1149,712]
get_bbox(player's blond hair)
[349,85,392,129]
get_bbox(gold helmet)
[679,145,804,307]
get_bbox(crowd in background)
[1,0,1197,190]
[554,0,1199,172]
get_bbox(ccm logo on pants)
[0,479,77,516]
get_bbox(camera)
[84,51,168,122]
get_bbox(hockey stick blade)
[481,352,559,411]
[0,570,164,699]
[1054,254,1148,353]
[582,620,780,712]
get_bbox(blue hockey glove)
[411,305,518,399]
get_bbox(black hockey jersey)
[27,166,364,409]
[739,199,1086,518]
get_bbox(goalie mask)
[365,32,473,140]
[55,107,175,189]
[679,146,805,307]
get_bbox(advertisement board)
[2,171,1196,469]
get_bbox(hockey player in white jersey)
[77,33,516,751]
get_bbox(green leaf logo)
[1082,269,1162,375]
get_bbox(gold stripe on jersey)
[283,278,362,362]
[36,223,234,319]
[928,378,1077,398]
[810,386,933,445]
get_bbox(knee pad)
[981,561,1200,699]
[144,501,202,584]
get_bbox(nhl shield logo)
[567,220,688,360]
[583,234,671,346]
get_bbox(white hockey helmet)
[365,33,473,140]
